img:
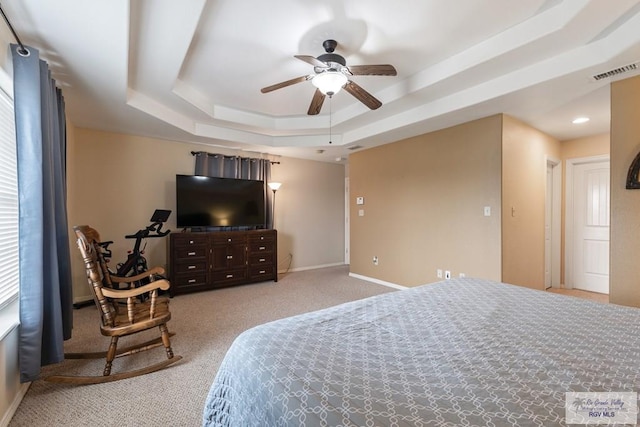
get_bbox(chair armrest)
[102,279,170,299]
[110,266,166,284]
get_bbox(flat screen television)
[176,175,266,229]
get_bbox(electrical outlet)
[437,269,443,278]
[459,272,466,278]
[373,256,378,265]
[445,270,451,280]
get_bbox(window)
[0,86,18,310]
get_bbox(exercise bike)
[98,209,171,291]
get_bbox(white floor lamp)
[268,182,281,229]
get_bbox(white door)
[572,161,610,294]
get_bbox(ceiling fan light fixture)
[312,71,348,96]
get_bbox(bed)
[203,277,640,426]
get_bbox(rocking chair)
[45,225,182,384]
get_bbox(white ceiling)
[4,0,640,162]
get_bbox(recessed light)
[572,117,590,124]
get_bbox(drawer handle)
[259,258,266,262]
[259,270,266,274]
[189,240,194,244]
[188,252,196,256]
[259,246,266,250]
[226,274,233,278]
[188,265,196,269]
[228,238,232,242]
[227,255,233,260]
[260,236,264,240]
[188,279,196,283]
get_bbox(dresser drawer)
[248,231,275,243]
[248,240,274,253]
[249,265,274,281]
[174,259,207,274]
[174,245,208,260]
[212,268,247,285]
[172,234,208,246]
[249,253,273,266]
[172,272,208,289]
[211,233,247,246]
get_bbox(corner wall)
[349,115,503,286]
[610,74,640,307]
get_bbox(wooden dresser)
[168,229,277,296]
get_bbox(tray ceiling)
[3,0,640,161]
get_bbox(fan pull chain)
[329,95,332,144]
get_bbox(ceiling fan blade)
[307,89,326,115]
[347,64,397,76]
[295,55,328,68]
[343,81,382,110]
[261,75,311,93]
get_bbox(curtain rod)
[0,5,29,55]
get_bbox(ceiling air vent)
[347,145,363,151]
[592,62,638,81]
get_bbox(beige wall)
[561,133,610,160]
[269,155,346,270]
[610,74,640,307]
[502,115,560,289]
[349,115,503,286]
[69,128,346,301]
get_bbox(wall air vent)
[592,62,638,81]
[347,145,363,151]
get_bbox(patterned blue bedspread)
[203,278,640,426]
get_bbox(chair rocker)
[45,225,182,385]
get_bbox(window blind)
[0,87,18,309]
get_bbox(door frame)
[564,154,610,289]
[546,157,562,288]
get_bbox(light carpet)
[8,265,394,427]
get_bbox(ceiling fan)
[260,39,397,115]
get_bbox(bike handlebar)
[97,241,114,259]
[125,221,171,239]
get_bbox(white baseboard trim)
[1,382,30,427]
[281,262,345,274]
[348,273,408,290]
